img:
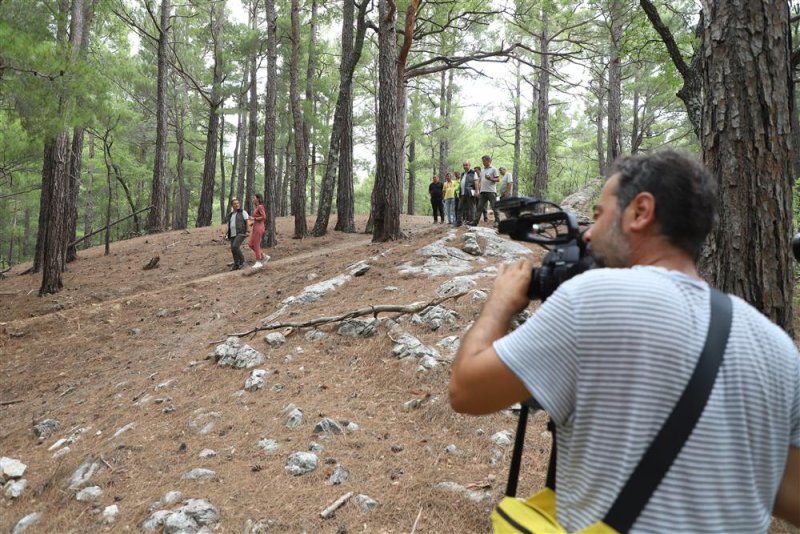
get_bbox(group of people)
[428,155,513,226]
[223,194,269,271]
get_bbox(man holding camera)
[449,151,799,532]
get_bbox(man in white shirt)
[471,155,500,227]
[498,166,514,199]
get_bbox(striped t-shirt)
[495,266,800,533]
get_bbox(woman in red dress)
[248,193,267,268]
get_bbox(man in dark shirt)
[428,175,444,223]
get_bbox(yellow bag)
[492,488,617,533]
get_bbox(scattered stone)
[283,273,353,305]
[445,444,459,455]
[163,405,177,414]
[354,494,378,512]
[304,329,327,341]
[214,337,265,368]
[419,355,439,370]
[112,422,136,439]
[156,308,169,318]
[163,491,183,505]
[33,419,60,441]
[163,511,197,533]
[473,226,533,260]
[491,430,513,447]
[245,369,268,391]
[411,305,459,330]
[264,332,286,348]
[434,481,493,504]
[337,318,378,338]
[11,512,42,534]
[285,406,304,429]
[313,417,344,435]
[344,421,359,433]
[244,518,275,533]
[391,333,441,361]
[349,261,370,276]
[156,378,176,390]
[198,449,217,459]
[489,448,504,465]
[327,465,350,485]
[76,485,103,502]
[181,468,218,480]
[128,328,142,336]
[308,442,324,453]
[462,233,483,256]
[0,457,27,478]
[436,335,460,356]
[257,439,279,454]
[68,457,101,490]
[471,289,488,302]
[320,491,353,519]
[102,504,119,524]
[181,498,220,527]
[285,452,318,476]
[435,276,477,298]
[5,479,27,498]
[52,447,71,459]
[384,286,399,291]
[391,444,404,453]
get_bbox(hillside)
[0,215,555,533]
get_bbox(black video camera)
[496,197,595,301]
[793,233,800,261]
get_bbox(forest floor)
[0,215,798,533]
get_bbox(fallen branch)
[228,292,468,338]
[0,399,23,406]
[320,491,353,519]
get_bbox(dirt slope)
[0,215,556,533]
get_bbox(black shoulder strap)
[603,288,732,532]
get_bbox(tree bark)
[289,0,308,238]
[245,0,258,215]
[305,0,318,215]
[407,136,416,214]
[699,0,794,333]
[65,127,84,262]
[263,0,278,246]
[146,0,171,233]
[512,60,521,197]
[532,7,550,201]
[373,0,403,242]
[219,110,226,223]
[173,111,188,229]
[606,0,623,165]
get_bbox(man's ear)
[625,192,656,232]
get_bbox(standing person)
[443,172,457,224]
[449,150,800,532]
[248,193,269,269]
[474,166,487,222]
[428,175,444,223]
[472,155,500,227]
[498,166,514,199]
[457,161,478,226]
[223,198,248,271]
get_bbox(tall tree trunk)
[407,137,416,214]
[606,0,623,165]
[146,0,170,233]
[314,0,366,235]
[174,112,188,229]
[245,0,258,214]
[230,89,244,206]
[532,8,550,201]
[282,134,291,217]
[595,79,607,177]
[373,0,403,241]
[512,60,521,197]
[219,111,226,223]
[289,0,308,238]
[630,76,641,154]
[196,3,224,227]
[699,0,794,333]
[236,96,247,202]
[305,0,318,215]
[437,69,448,182]
[83,149,94,247]
[263,0,278,246]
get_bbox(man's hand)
[486,258,534,317]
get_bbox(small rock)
[471,289,488,301]
[180,498,220,526]
[419,355,439,369]
[102,504,119,524]
[68,457,101,489]
[308,442,324,453]
[313,417,344,435]
[245,369,268,391]
[445,444,459,455]
[163,405,176,414]
[491,430,513,447]
[198,449,217,459]
[76,485,103,502]
[128,328,141,336]
[181,468,218,480]
[155,378,176,390]
[391,444,404,453]
[141,510,172,531]
[354,494,378,512]
[285,452,318,476]
[244,518,275,533]
[349,263,370,276]
[285,408,304,429]
[5,479,27,498]
[11,512,42,534]
[112,422,136,439]
[264,332,286,348]
[0,457,27,478]
[33,419,60,441]
[304,329,327,341]
[52,447,71,459]
[156,308,169,317]
[327,465,350,485]
[163,511,197,533]
[384,286,399,291]
[163,491,183,505]
[257,438,279,453]
[344,421,359,433]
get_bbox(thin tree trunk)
[532,8,550,201]
[174,112,188,229]
[606,0,623,165]
[83,153,94,247]
[512,60,521,197]
[146,0,170,233]
[438,69,448,182]
[65,127,84,263]
[289,0,308,238]
[305,0,318,215]
[104,135,112,256]
[230,88,244,206]
[245,0,258,214]
[263,0,278,246]
[219,110,226,223]
[407,137,416,214]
